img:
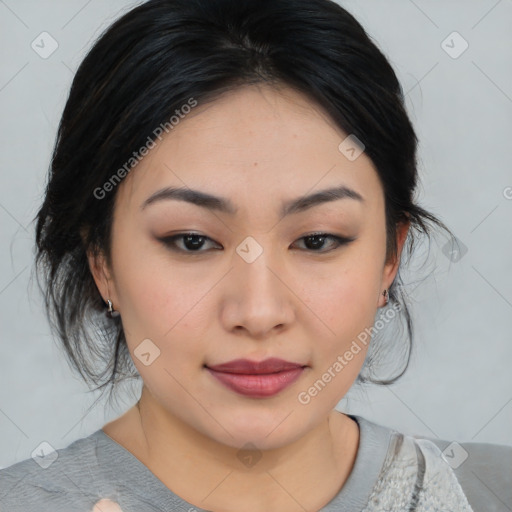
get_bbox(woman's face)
[90,84,407,450]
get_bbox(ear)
[86,247,114,305]
[381,217,410,296]
[81,227,118,307]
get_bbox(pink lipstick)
[206,358,306,398]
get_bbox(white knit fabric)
[362,433,474,511]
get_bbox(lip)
[207,358,305,374]
[206,358,307,398]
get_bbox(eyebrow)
[140,184,364,218]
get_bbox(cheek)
[310,286,375,380]
[297,251,383,386]
[295,273,378,404]
[303,257,381,332]
[110,226,184,323]
[114,256,171,336]
[110,237,215,364]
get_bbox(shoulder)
[354,415,511,511]
[0,431,110,512]
[423,435,512,512]
[363,431,474,511]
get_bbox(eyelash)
[158,232,356,254]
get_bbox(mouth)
[205,358,308,398]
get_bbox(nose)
[220,237,296,339]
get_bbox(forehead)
[114,84,383,218]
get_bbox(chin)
[199,405,315,451]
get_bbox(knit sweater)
[362,432,473,511]
[0,414,510,511]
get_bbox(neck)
[103,387,359,512]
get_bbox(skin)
[88,84,410,512]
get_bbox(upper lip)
[206,358,306,374]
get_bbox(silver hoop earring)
[106,299,120,318]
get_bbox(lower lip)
[206,367,305,398]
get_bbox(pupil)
[185,234,204,250]
[306,235,325,249]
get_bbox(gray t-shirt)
[0,414,510,511]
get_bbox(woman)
[0,0,510,511]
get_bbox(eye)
[157,232,355,255]
[158,233,221,253]
[292,232,356,253]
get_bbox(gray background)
[1,0,511,469]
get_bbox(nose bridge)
[234,233,284,298]
[226,233,294,335]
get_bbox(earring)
[106,299,120,318]
[382,289,389,306]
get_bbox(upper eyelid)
[159,232,354,251]
[162,231,346,241]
